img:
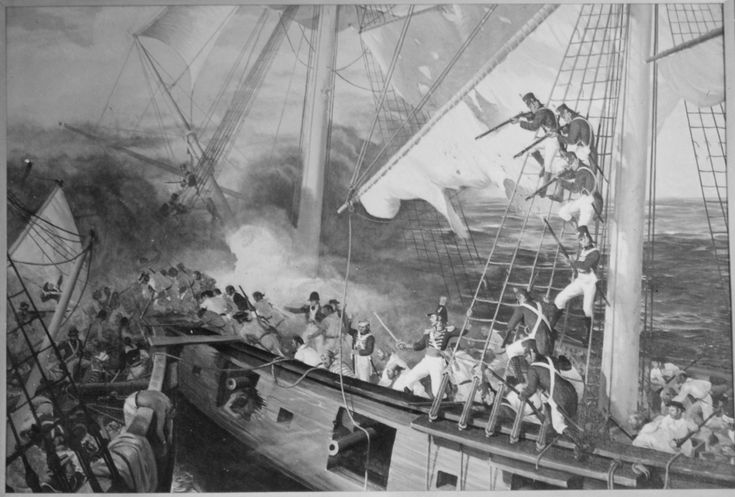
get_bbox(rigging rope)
[352,6,498,192]
[349,6,414,191]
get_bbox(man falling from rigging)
[512,92,563,199]
[552,225,600,333]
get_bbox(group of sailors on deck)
[631,357,735,460]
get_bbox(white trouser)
[559,194,595,227]
[506,337,533,359]
[401,355,445,397]
[539,138,566,174]
[567,143,591,164]
[547,397,568,434]
[353,354,372,382]
[554,271,598,317]
[506,390,543,424]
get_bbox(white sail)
[356,4,725,234]
[658,35,724,108]
[136,6,238,89]
[359,4,549,116]
[8,185,84,313]
[356,5,575,235]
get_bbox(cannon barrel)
[328,427,378,456]
[226,376,254,391]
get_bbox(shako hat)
[522,92,539,104]
[576,225,591,238]
[309,291,320,301]
[67,326,79,337]
[556,103,572,114]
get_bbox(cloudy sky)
[6,4,720,199]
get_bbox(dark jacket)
[503,300,556,356]
[347,329,375,356]
[285,303,326,323]
[520,107,558,133]
[411,325,461,352]
[522,358,578,419]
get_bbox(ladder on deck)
[5,257,122,493]
[665,3,729,285]
[425,4,629,435]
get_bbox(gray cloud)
[8,7,101,48]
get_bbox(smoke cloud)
[8,122,457,355]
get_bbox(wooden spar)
[646,27,722,63]
[600,4,653,423]
[134,37,234,223]
[59,122,247,201]
[294,5,339,275]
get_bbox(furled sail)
[355,5,576,235]
[136,6,238,89]
[8,185,84,313]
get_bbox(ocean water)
[173,196,732,492]
[461,196,732,372]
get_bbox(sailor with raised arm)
[552,225,600,332]
[396,312,461,398]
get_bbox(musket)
[238,285,256,312]
[513,132,556,159]
[675,407,721,448]
[662,355,702,387]
[525,175,560,200]
[542,218,573,263]
[474,111,532,140]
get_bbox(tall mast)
[294,5,339,275]
[600,4,654,422]
[135,38,235,223]
[725,0,735,376]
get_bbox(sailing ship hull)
[174,336,507,491]
[164,322,735,491]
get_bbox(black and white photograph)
[4,2,735,492]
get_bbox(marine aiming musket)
[474,111,532,140]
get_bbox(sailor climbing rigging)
[512,92,564,199]
[503,287,557,359]
[552,225,600,332]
